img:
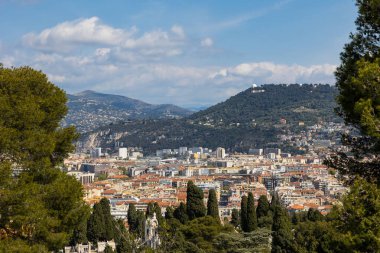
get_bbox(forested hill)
[79,84,340,153]
[190,84,339,127]
[62,90,192,133]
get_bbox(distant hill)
[62,90,192,132]
[78,84,341,153]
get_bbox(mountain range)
[77,84,341,153]
[62,90,192,132]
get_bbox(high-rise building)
[216,147,226,159]
[119,147,128,159]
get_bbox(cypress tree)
[246,192,257,232]
[207,189,219,219]
[154,202,164,225]
[240,195,248,232]
[127,203,137,233]
[174,202,189,224]
[186,180,206,220]
[146,202,155,217]
[87,202,105,242]
[99,198,115,241]
[256,195,270,219]
[135,210,146,238]
[165,206,174,219]
[271,204,294,253]
[230,208,240,228]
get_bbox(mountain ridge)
[78,84,341,153]
[63,90,192,132]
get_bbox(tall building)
[91,147,102,158]
[118,148,128,159]
[216,147,226,159]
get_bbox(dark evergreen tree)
[0,66,88,251]
[307,208,324,222]
[174,202,189,224]
[87,202,105,243]
[165,206,174,219]
[99,198,115,241]
[154,202,164,225]
[246,192,257,232]
[207,189,219,219]
[146,202,155,217]
[271,204,295,253]
[256,195,270,219]
[135,210,146,238]
[104,245,114,253]
[240,195,248,232]
[230,208,240,228]
[127,203,137,233]
[186,181,206,220]
[326,0,380,184]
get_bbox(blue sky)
[0,0,357,107]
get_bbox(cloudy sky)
[0,0,356,108]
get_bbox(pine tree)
[174,202,189,224]
[326,0,380,184]
[186,181,206,220]
[127,203,137,233]
[240,195,248,232]
[0,66,88,251]
[207,189,219,219]
[246,192,257,232]
[230,208,240,228]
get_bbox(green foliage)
[154,202,165,225]
[165,206,174,220]
[146,202,155,218]
[293,221,348,253]
[246,192,257,232]
[0,66,87,251]
[87,198,116,243]
[127,203,137,233]
[207,189,219,219]
[256,195,270,219]
[240,196,248,232]
[214,228,271,253]
[174,202,189,224]
[104,245,115,253]
[333,178,380,252]
[230,209,240,228]
[181,216,233,253]
[328,0,380,183]
[135,211,146,239]
[256,195,273,229]
[186,181,206,220]
[271,204,295,253]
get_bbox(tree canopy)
[0,66,88,252]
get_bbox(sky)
[0,0,357,108]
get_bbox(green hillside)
[79,84,340,153]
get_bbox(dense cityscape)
[0,0,379,253]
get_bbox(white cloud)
[211,62,336,84]
[201,37,213,47]
[22,17,186,59]
[23,17,135,52]
[171,25,185,39]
